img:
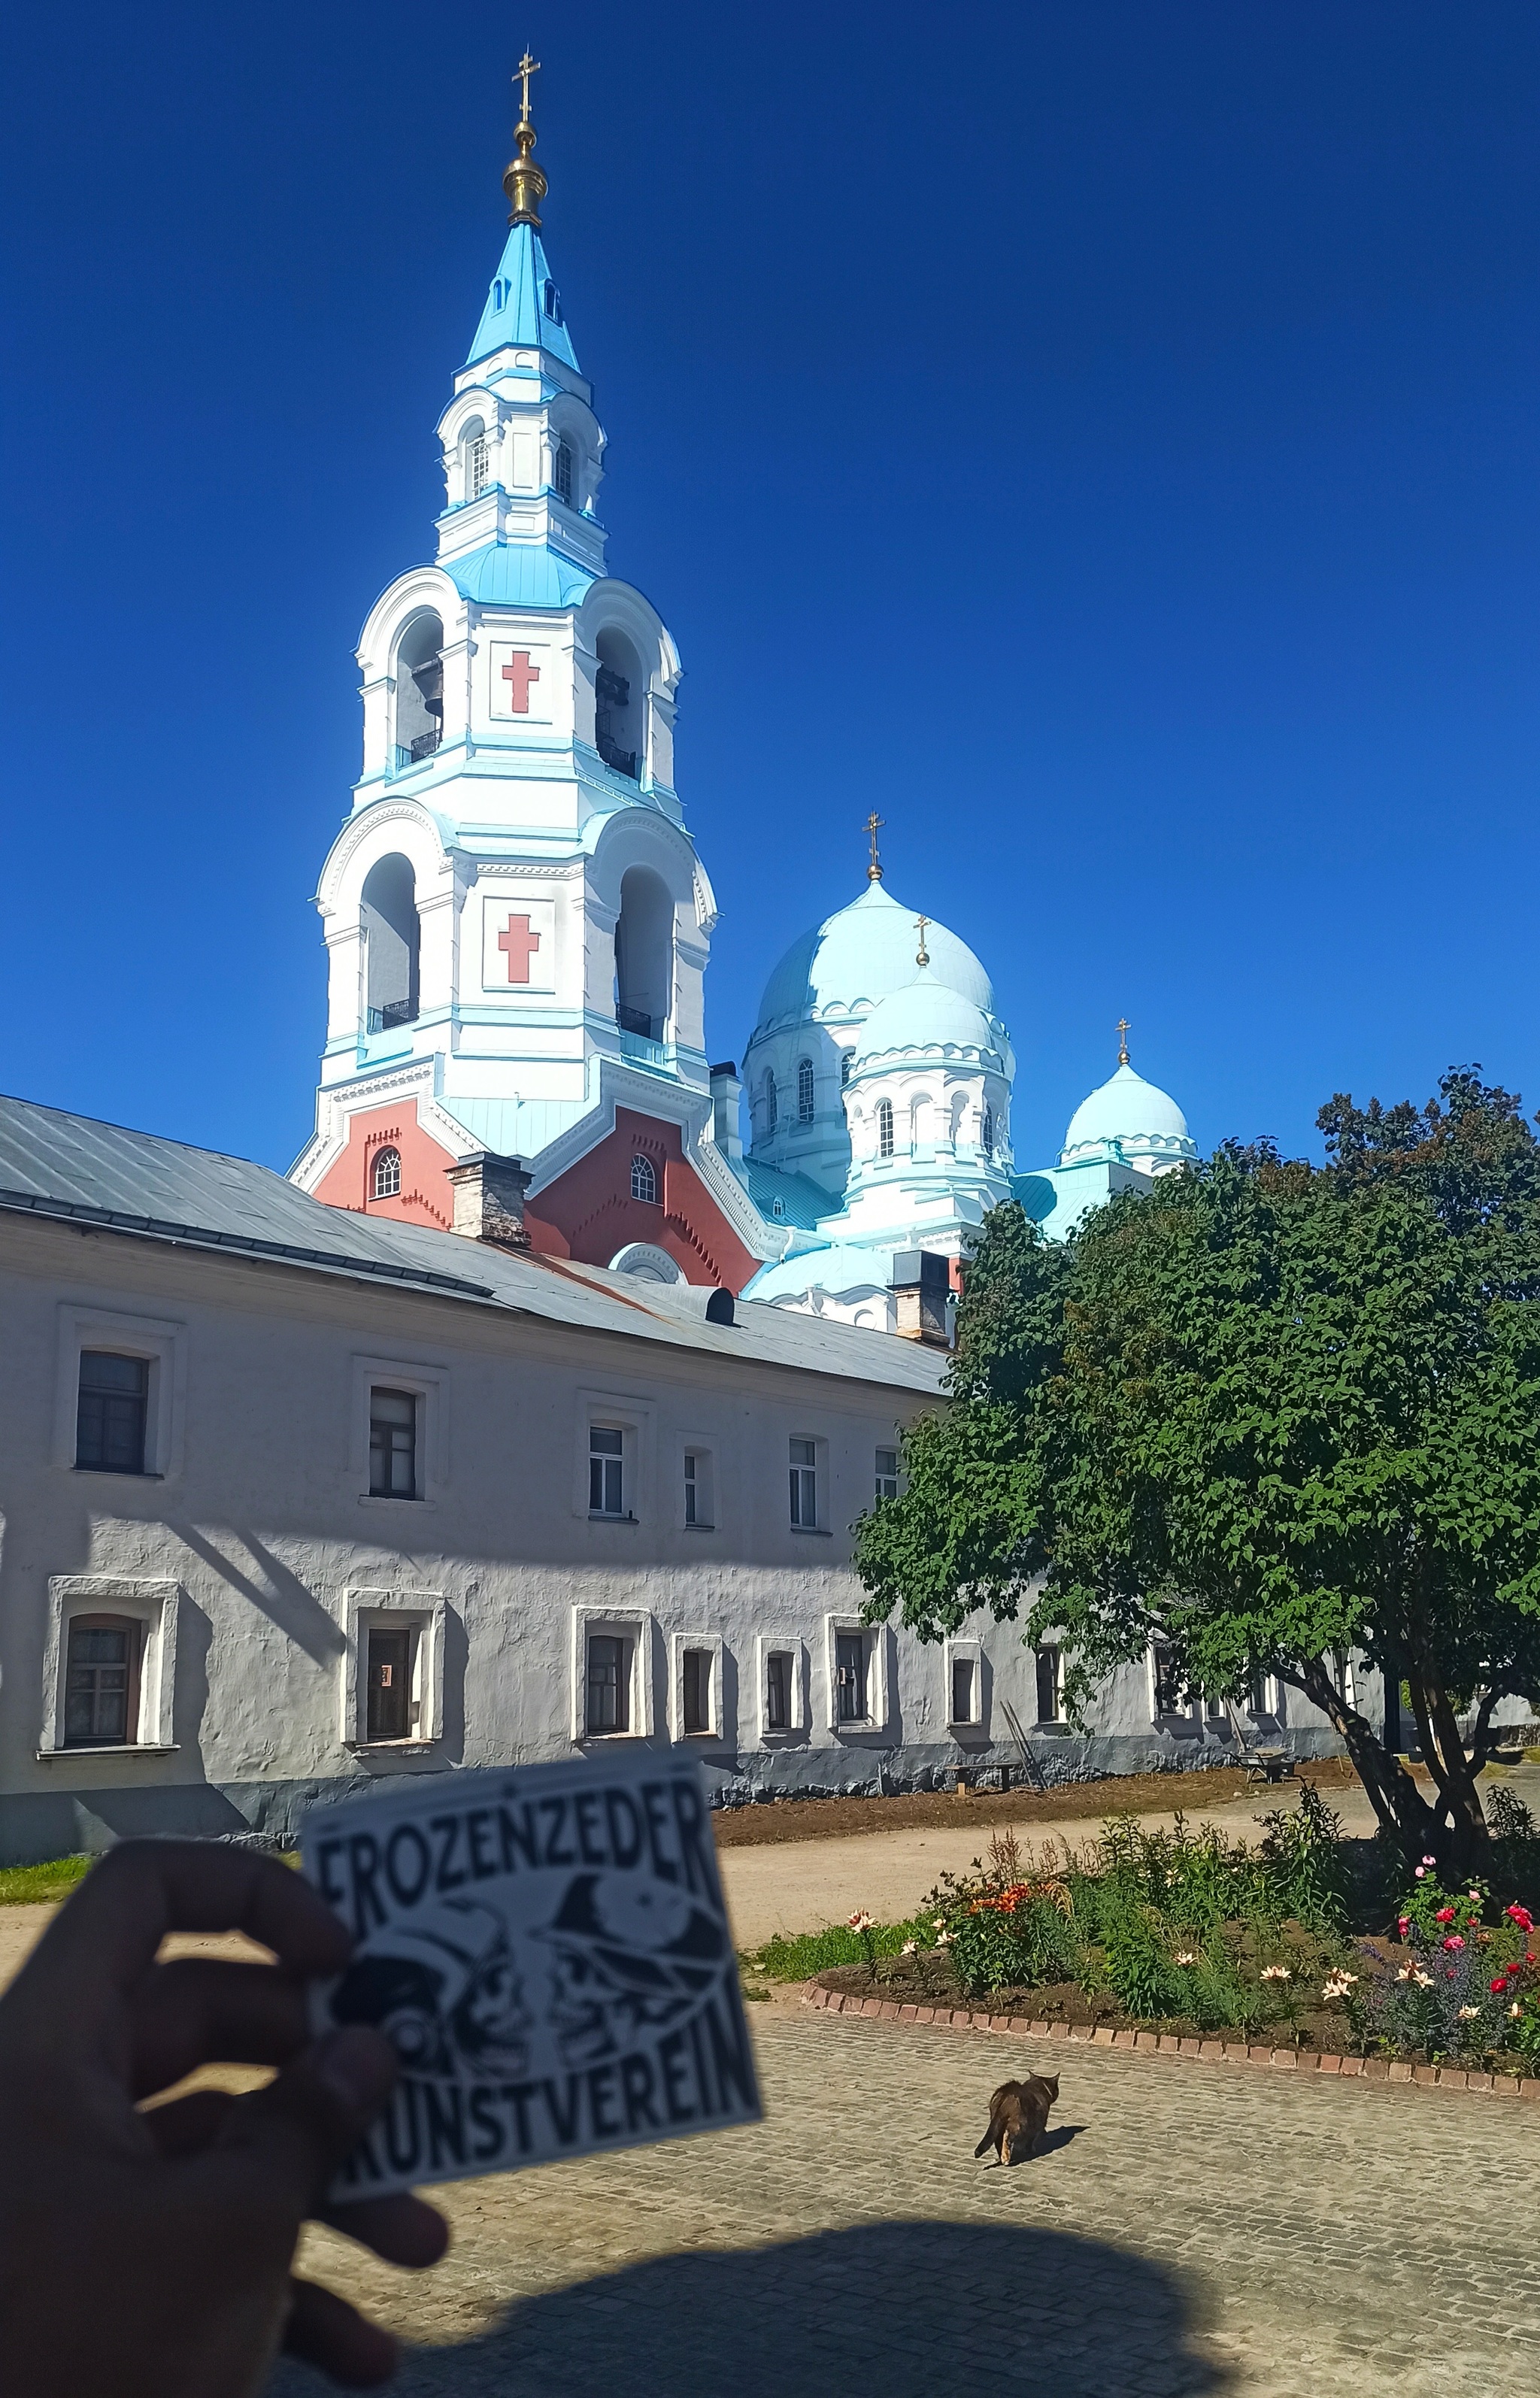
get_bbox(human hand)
[0,1839,447,2396]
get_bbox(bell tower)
[291,69,770,1290]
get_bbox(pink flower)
[1435,1908,1456,1924]
[1441,1935,1466,1952]
[1397,1916,1411,1937]
[1422,1855,1437,1866]
[1414,1867,1426,1879]
[1505,1904,1535,1933]
[1491,1977,1511,1993]
[847,1911,874,1933]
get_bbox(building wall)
[0,1214,1348,1866]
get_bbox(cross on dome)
[504,50,548,226]
[1117,1016,1130,1066]
[866,814,884,883]
[914,914,930,967]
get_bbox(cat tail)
[974,2123,996,2159]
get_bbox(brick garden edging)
[802,1975,1540,2100]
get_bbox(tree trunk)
[1293,1659,1442,1872]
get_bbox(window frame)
[588,1423,627,1519]
[352,1356,447,1508]
[945,1634,986,1732]
[570,1605,656,1742]
[670,1632,726,1742]
[629,1153,659,1205]
[63,1614,142,1749]
[788,1435,824,1532]
[74,1350,150,1477]
[1150,1639,1189,1723]
[371,1145,402,1199]
[39,1575,180,1757]
[876,1098,895,1159]
[339,1588,447,1751]
[796,1056,815,1124]
[55,1306,186,1483]
[823,1616,889,1735]
[756,1635,808,1741]
[368,1385,420,1502]
[573,1393,654,1525]
[679,1440,716,1532]
[1035,1643,1066,1727]
[874,1445,899,1503]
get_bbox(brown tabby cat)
[974,2072,1059,2165]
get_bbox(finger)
[321,2193,450,2269]
[212,2027,399,2215]
[142,2087,238,2157]
[127,1956,311,2097]
[283,2277,399,2389]
[4,1843,351,2034]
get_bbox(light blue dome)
[852,970,1005,1071]
[1061,1063,1196,1170]
[753,884,993,1035]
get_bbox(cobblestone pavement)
[271,1995,1540,2398]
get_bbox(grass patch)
[746,1915,932,1981]
[0,1854,93,1906]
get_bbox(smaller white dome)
[851,969,1005,1073]
[1061,1062,1196,1172]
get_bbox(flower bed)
[750,1784,1540,2078]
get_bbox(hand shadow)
[271,2217,1228,2398]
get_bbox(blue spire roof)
[465,222,581,371]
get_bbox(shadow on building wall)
[269,2217,1227,2398]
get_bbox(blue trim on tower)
[465,224,581,371]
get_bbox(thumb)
[215,2028,399,2217]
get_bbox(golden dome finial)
[1117,1016,1131,1067]
[503,51,548,228]
[865,812,885,882]
[915,914,930,968]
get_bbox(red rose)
[1492,1977,1511,1993]
[1435,1908,1456,1924]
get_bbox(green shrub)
[747,1916,931,1981]
[948,1889,1082,1998]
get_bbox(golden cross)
[514,50,541,123]
[865,811,884,882]
[1117,1017,1130,1066]
[915,914,930,967]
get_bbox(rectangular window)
[64,1616,139,1747]
[835,1631,869,1723]
[587,1633,631,1734]
[684,1452,699,1526]
[875,1446,899,1502]
[765,1649,793,1733]
[76,1352,149,1475]
[368,1388,418,1499]
[790,1437,817,1528]
[468,435,490,497]
[365,1626,414,1742]
[682,1647,712,1736]
[1153,1642,1185,1717]
[1036,1645,1063,1725]
[590,1426,625,1517]
[950,1654,976,1726]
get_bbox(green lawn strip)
[0,1855,94,1906]
[745,1915,934,1981]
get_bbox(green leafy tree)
[856,1072,1540,1876]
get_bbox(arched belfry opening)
[361,855,420,1032]
[394,611,444,768]
[595,628,644,781]
[614,866,673,1041]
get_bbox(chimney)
[446,1151,532,1249]
[708,1060,744,1161]
[890,1248,951,1346]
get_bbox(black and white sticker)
[302,1753,761,2196]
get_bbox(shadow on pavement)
[272,2218,1227,2398]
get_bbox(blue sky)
[4,2,1539,1175]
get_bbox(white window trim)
[670,1631,726,1742]
[1149,1639,1192,1725]
[571,1605,656,1742]
[678,1438,717,1532]
[788,1432,831,1536]
[352,1356,449,1508]
[39,1574,180,1757]
[55,1305,187,1481]
[1033,1642,1069,1730]
[944,1634,985,1731]
[824,1615,890,1735]
[339,1587,447,1750]
[756,1634,808,1741]
[574,1390,655,1524]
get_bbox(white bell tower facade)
[291,72,741,1252]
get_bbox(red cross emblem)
[501,650,540,714]
[497,914,541,982]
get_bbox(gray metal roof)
[0,1094,950,1397]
